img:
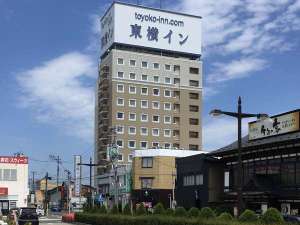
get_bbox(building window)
[116,112,124,120]
[141,100,148,108]
[189,144,199,150]
[164,116,171,124]
[116,139,123,148]
[118,154,123,162]
[2,169,17,181]
[117,98,124,106]
[141,178,153,189]
[165,64,171,71]
[129,113,136,121]
[164,89,171,97]
[164,129,171,137]
[190,67,199,74]
[165,77,171,84]
[152,142,159,148]
[153,88,160,96]
[153,62,160,69]
[183,175,195,186]
[142,74,148,81]
[142,157,153,168]
[140,141,148,149]
[164,143,171,149]
[189,131,199,138]
[117,58,124,65]
[129,99,136,107]
[189,92,199,99]
[190,118,199,125]
[174,65,180,73]
[141,61,148,68]
[164,102,171,110]
[128,126,136,135]
[128,140,136,148]
[116,125,124,134]
[141,87,148,95]
[128,154,133,162]
[152,101,160,109]
[129,86,136,94]
[189,80,199,87]
[141,114,148,122]
[117,84,124,93]
[152,128,159,136]
[152,115,160,123]
[117,71,124,78]
[174,78,180,85]
[189,105,199,112]
[195,174,203,185]
[129,59,136,67]
[140,127,148,136]
[153,76,159,83]
[129,73,136,80]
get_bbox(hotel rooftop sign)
[100,2,202,57]
[249,110,300,141]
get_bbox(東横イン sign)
[100,2,202,56]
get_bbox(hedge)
[153,203,165,215]
[239,209,258,222]
[199,207,216,219]
[261,208,284,224]
[75,213,231,225]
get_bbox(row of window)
[116,58,200,75]
[117,126,173,137]
[183,174,203,186]
[117,99,173,110]
[116,139,173,149]
[117,72,181,85]
[0,169,17,181]
[117,84,173,96]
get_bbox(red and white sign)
[0,156,28,164]
[0,187,8,196]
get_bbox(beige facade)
[95,48,202,176]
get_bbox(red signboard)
[0,156,28,164]
[0,187,8,196]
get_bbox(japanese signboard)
[0,187,8,196]
[74,155,82,197]
[100,2,202,56]
[0,156,28,164]
[249,111,300,140]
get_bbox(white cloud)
[17,52,96,142]
[207,57,268,83]
[203,117,251,151]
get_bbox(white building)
[0,156,29,213]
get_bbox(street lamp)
[209,96,271,216]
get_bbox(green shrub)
[136,204,147,215]
[153,203,165,215]
[239,209,258,222]
[217,212,233,221]
[110,204,119,214]
[165,208,174,216]
[174,207,187,217]
[261,208,283,224]
[199,207,216,219]
[188,207,200,217]
[122,203,131,215]
[97,205,107,214]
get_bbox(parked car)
[50,206,61,212]
[17,207,39,225]
[283,215,300,224]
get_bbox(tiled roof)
[210,131,300,156]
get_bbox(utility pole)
[31,171,36,204]
[78,157,99,208]
[49,155,61,189]
[44,172,52,215]
[65,169,71,214]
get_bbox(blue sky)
[1,0,300,181]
